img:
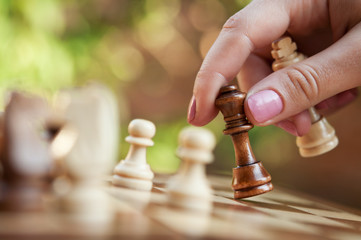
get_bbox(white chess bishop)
[112,119,155,191]
[167,127,216,213]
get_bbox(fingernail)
[276,120,299,136]
[247,90,283,123]
[187,96,196,123]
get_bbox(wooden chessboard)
[1,174,361,240]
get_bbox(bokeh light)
[1,0,361,211]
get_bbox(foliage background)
[0,0,252,173]
[1,0,361,210]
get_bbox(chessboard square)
[326,218,361,231]
[264,189,322,206]
[241,198,309,215]
[264,188,341,212]
[213,197,267,218]
[213,208,324,237]
[292,206,361,223]
[208,175,233,191]
[256,206,354,230]
[330,230,361,240]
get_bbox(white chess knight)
[167,127,216,213]
[55,83,119,223]
[112,119,155,191]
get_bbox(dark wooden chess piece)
[215,85,273,198]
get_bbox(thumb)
[244,24,361,133]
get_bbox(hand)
[187,0,361,136]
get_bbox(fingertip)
[274,110,311,136]
[187,107,219,127]
[189,70,229,126]
[187,94,219,127]
[315,88,358,115]
[293,110,311,136]
[275,120,299,136]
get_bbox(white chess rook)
[167,127,216,213]
[113,119,156,191]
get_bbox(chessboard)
[1,174,361,240]
[0,58,359,240]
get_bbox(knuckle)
[284,64,321,105]
[195,68,211,82]
[195,68,227,90]
[222,13,240,31]
[220,12,254,50]
[198,68,223,81]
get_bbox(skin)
[187,0,361,136]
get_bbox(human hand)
[187,0,361,136]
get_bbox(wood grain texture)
[1,174,361,239]
[215,85,273,198]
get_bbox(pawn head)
[178,127,216,151]
[128,119,156,139]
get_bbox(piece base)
[112,174,152,191]
[234,182,273,199]
[299,136,338,157]
[296,117,338,157]
[167,191,212,213]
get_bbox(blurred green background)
[1,0,361,210]
[0,0,252,173]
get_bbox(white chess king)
[56,83,119,224]
[112,119,156,191]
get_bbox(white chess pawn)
[167,127,216,213]
[112,119,155,191]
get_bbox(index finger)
[188,0,291,126]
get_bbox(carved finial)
[271,37,306,71]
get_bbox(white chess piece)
[0,92,53,211]
[167,127,216,213]
[56,83,119,224]
[112,119,155,191]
